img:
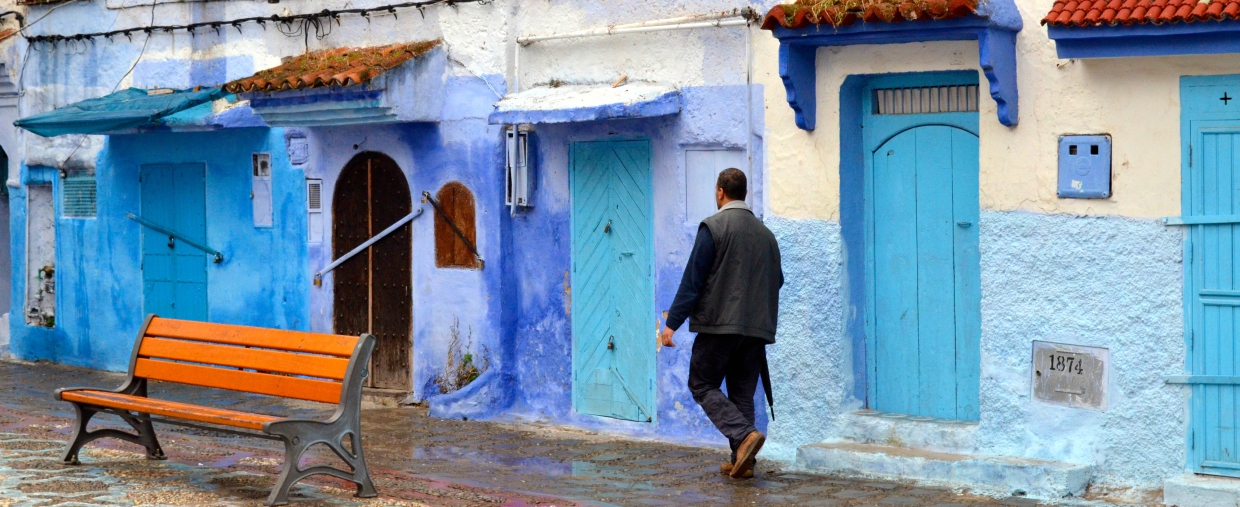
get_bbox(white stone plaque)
[1032,340,1109,411]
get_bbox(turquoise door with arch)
[864,72,982,421]
[1180,75,1240,476]
[570,139,656,423]
[140,163,208,321]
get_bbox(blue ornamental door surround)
[140,163,208,321]
[570,139,656,423]
[1181,75,1240,477]
[863,72,982,421]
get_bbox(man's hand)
[659,325,676,348]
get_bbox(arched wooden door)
[333,152,413,391]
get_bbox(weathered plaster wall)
[976,211,1185,489]
[754,28,1240,220]
[303,74,507,402]
[9,128,309,369]
[769,210,1186,492]
[500,83,767,446]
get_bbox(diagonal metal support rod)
[314,208,424,285]
[126,213,223,263]
[422,191,484,268]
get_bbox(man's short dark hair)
[717,168,747,201]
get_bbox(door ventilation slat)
[873,85,979,115]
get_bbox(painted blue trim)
[770,15,1021,129]
[487,90,682,125]
[1048,21,1240,58]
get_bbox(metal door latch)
[607,336,615,350]
[956,221,973,228]
[604,220,612,234]
[167,236,175,248]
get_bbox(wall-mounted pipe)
[512,8,755,93]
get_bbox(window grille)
[62,175,97,218]
[873,85,979,115]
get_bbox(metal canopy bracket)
[314,208,424,286]
[770,9,1023,130]
[126,213,223,263]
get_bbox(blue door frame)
[570,139,656,423]
[860,72,982,421]
[1181,75,1240,476]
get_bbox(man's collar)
[716,200,751,214]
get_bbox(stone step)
[796,442,1094,500]
[1164,474,1240,507]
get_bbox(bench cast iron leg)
[266,427,377,506]
[61,403,167,464]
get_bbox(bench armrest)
[54,378,148,401]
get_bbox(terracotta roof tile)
[761,0,978,29]
[224,40,440,94]
[1043,0,1240,26]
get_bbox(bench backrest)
[131,316,366,404]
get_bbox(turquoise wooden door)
[140,163,208,321]
[571,140,656,423]
[1182,75,1240,475]
[864,73,981,421]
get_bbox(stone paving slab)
[0,360,1150,506]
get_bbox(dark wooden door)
[333,152,413,391]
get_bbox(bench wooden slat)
[134,358,343,404]
[138,337,350,381]
[60,390,280,430]
[145,319,357,358]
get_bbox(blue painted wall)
[9,128,309,369]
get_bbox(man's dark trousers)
[688,333,766,461]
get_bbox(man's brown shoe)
[719,460,755,478]
[730,431,765,478]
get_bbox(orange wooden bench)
[54,315,378,506]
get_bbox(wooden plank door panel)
[368,155,413,391]
[140,163,207,321]
[332,152,412,391]
[1190,126,1240,475]
[870,125,980,421]
[571,140,655,423]
[873,130,920,417]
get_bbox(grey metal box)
[1032,340,1109,411]
[1057,135,1111,199]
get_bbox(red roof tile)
[225,40,440,94]
[1043,0,1240,26]
[761,0,978,29]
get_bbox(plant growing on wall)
[433,318,489,394]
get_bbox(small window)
[62,174,97,218]
[306,178,323,244]
[434,182,479,269]
[872,85,979,115]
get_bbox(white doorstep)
[796,441,1094,500]
[1165,474,1240,507]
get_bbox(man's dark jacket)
[688,205,783,343]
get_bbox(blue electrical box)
[1058,135,1112,199]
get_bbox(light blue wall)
[9,128,309,369]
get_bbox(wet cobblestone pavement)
[0,360,1129,506]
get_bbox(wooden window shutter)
[434,182,479,269]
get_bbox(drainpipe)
[512,7,756,93]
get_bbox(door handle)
[167,236,176,249]
[604,220,612,234]
[957,221,973,228]
[607,336,615,350]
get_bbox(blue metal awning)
[15,87,227,137]
[489,83,681,125]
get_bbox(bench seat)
[59,390,280,430]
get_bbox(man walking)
[659,168,782,479]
